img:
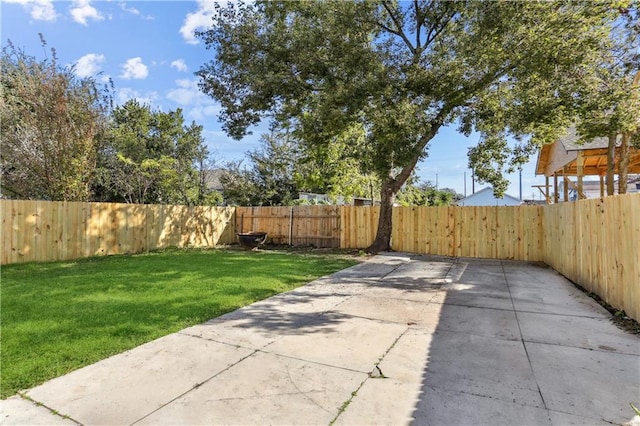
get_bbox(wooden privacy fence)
[340,205,544,261]
[1,200,235,264]
[236,205,341,248]
[2,195,638,320]
[543,194,640,322]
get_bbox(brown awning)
[535,129,640,177]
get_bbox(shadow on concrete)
[407,256,640,426]
[181,289,358,339]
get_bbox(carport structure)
[535,127,640,203]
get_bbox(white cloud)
[5,0,58,22]
[118,1,153,20]
[116,88,159,106]
[189,105,222,121]
[119,1,139,15]
[179,0,217,44]
[70,0,104,26]
[166,78,221,120]
[166,79,204,104]
[75,53,105,77]
[120,57,149,80]
[170,59,188,72]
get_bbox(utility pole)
[436,173,438,189]
[519,166,523,201]
[464,172,467,197]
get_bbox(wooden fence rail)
[2,195,638,321]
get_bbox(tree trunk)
[363,117,446,253]
[365,162,417,253]
[618,133,630,195]
[606,134,616,196]
[366,180,396,253]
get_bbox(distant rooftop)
[558,127,619,151]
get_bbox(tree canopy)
[220,129,379,206]
[1,37,222,206]
[96,99,220,205]
[196,0,624,252]
[572,4,639,195]
[1,36,111,201]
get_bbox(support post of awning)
[577,151,584,199]
[600,175,605,198]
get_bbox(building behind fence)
[2,195,638,321]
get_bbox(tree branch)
[381,0,416,54]
[414,0,423,49]
[425,9,456,48]
[375,21,401,37]
[390,106,451,192]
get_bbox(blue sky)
[1,0,549,200]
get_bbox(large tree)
[196,1,620,252]
[96,100,219,205]
[1,36,111,200]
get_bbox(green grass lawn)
[0,248,357,399]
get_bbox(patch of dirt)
[224,243,372,262]
[572,282,640,335]
[260,244,372,262]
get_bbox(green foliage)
[574,4,639,145]
[97,100,218,205]
[396,177,462,206]
[196,1,623,247]
[221,130,379,206]
[0,36,111,200]
[0,37,220,205]
[295,122,381,202]
[0,249,357,398]
[220,133,300,206]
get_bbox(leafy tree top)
[195,0,627,250]
[197,1,621,193]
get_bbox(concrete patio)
[2,253,639,425]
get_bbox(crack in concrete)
[255,349,369,375]
[14,393,82,426]
[422,383,546,410]
[327,326,411,425]
[285,363,334,416]
[130,349,260,425]
[210,389,329,403]
[501,261,550,415]
[177,330,275,351]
